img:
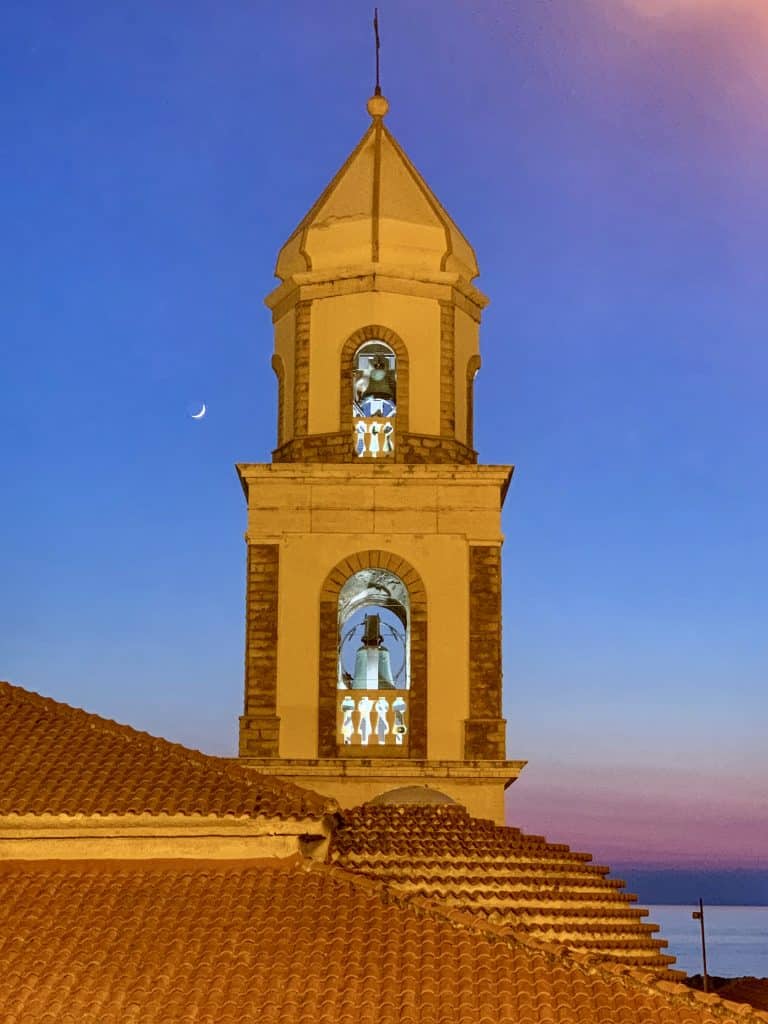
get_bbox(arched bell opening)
[338,568,410,691]
[338,326,410,460]
[337,569,410,750]
[352,340,397,459]
[318,551,426,759]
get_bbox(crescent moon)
[191,403,206,420]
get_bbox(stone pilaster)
[465,544,506,760]
[292,300,312,437]
[317,597,338,758]
[240,543,281,757]
[439,300,455,437]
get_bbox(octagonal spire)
[274,96,480,284]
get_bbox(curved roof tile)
[0,681,334,820]
[330,803,676,971]
[0,859,764,1024]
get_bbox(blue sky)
[1,2,766,881]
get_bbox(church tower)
[237,92,525,822]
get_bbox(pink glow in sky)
[617,0,758,14]
[602,0,768,97]
[506,763,767,868]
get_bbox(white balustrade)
[337,690,408,748]
[354,417,395,458]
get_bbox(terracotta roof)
[330,803,676,971]
[0,858,763,1024]
[0,681,333,820]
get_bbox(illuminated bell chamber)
[350,613,396,690]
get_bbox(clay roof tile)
[0,681,334,821]
[331,803,679,971]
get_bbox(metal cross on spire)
[373,8,381,96]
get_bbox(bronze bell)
[361,355,395,403]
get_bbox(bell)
[361,355,395,403]
[377,646,395,688]
[351,646,375,689]
[350,613,396,690]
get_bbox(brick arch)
[318,550,427,758]
[339,324,410,437]
[465,354,482,450]
[271,354,286,447]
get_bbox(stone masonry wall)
[239,543,281,757]
[465,544,507,760]
[272,432,476,465]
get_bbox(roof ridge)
[322,860,768,1022]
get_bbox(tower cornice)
[265,265,489,323]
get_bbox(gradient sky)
[2,2,766,884]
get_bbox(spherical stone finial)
[367,93,389,118]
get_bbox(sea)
[649,906,768,978]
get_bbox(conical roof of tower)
[275,94,480,283]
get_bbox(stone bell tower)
[237,92,525,822]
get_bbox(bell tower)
[237,93,525,822]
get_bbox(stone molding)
[240,461,513,485]
[237,760,527,824]
[265,266,489,324]
[318,550,427,759]
[0,813,330,861]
